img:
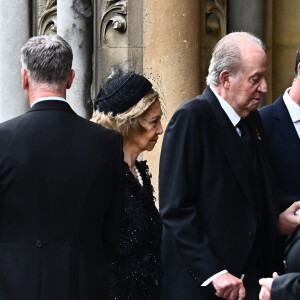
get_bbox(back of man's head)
[21,35,73,88]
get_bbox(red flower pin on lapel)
[255,128,262,141]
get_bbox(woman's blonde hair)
[91,88,159,139]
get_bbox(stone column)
[0,1,30,122]
[227,0,265,40]
[57,0,93,118]
[227,0,265,105]
[143,0,202,198]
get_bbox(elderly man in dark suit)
[159,32,300,300]
[0,35,124,300]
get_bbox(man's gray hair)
[206,32,266,86]
[20,35,73,86]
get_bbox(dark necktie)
[237,118,255,161]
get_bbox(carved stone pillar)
[206,0,227,37]
[227,0,265,106]
[143,0,202,197]
[35,0,57,36]
[57,0,93,118]
[94,0,143,98]
[0,0,30,122]
[204,0,227,92]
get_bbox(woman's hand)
[278,200,300,235]
[259,272,279,300]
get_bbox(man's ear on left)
[66,69,75,89]
[21,68,29,91]
[219,70,230,88]
[297,63,300,77]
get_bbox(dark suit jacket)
[159,87,279,300]
[259,95,300,276]
[271,225,300,299]
[271,273,300,300]
[259,94,300,210]
[0,100,124,300]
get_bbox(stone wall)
[266,0,300,104]
[1,0,300,195]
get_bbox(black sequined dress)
[109,160,163,300]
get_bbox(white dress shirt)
[283,87,300,138]
[210,86,242,136]
[31,96,67,107]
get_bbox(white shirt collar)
[31,96,67,107]
[210,85,241,127]
[283,87,300,123]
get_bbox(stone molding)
[206,0,226,36]
[38,0,57,35]
[100,0,127,44]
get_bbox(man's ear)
[297,63,300,77]
[219,70,231,88]
[66,69,75,89]
[21,68,29,90]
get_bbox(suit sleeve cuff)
[201,270,228,286]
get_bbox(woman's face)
[130,99,163,152]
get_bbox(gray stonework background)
[0,1,30,122]
[0,0,144,121]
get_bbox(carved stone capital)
[38,0,57,35]
[206,0,226,36]
[100,0,127,44]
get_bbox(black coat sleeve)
[271,273,300,300]
[103,133,125,258]
[159,104,221,286]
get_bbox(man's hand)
[278,200,300,235]
[212,272,245,300]
[259,272,279,300]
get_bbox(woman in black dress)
[91,69,163,299]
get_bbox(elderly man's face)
[226,44,268,118]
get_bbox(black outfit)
[0,100,124,300]
[271,226,300,299]
[159,87,280,300]
[109,160,162,300]
[259,94,300,208]
[259,95,300,299]
[259,95,300,275]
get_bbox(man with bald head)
[159,32,299,300]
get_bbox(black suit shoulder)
[77,116,122,144]
[0,113,25,131]
[0,106,122,146]
[259,95,282,127]
[177,94,210,114]
[271,273,300,300]
[168,94,213,135]
[259,98,276,117]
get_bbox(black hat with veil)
[94,68,153,116]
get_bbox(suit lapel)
[247,110,278,223]
[204,87,257,209]
[272,96,300,152]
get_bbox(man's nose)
[258,78,268,93]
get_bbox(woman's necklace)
[134,165,143,186]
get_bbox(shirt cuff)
[201,270,228,286]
